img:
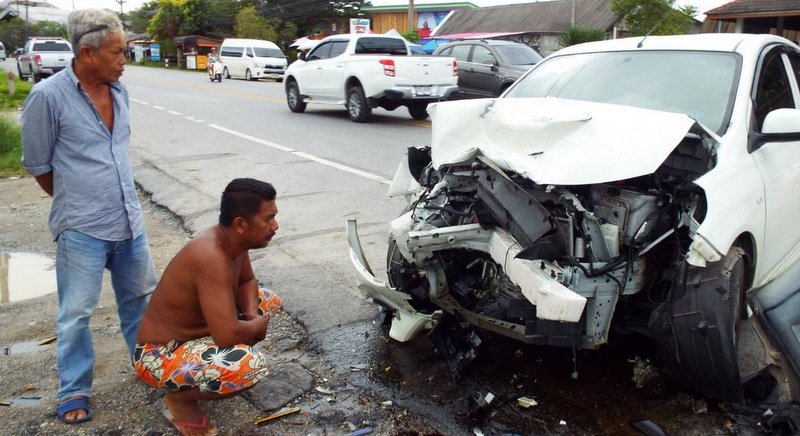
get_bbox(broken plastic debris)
[559,420,567,426]
[517,396,538,408]
[381,400,393,407]
[0,400,11,406]
[350,428,373,436]
[255,407,301,425]
[350,363,370,371]
[315,386,334,395]
[37,336,57,346]
[629,356,656,389]
[692,398,708,414]
[473,428,485,436]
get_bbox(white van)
[0,42,6,61]
[219,38,287,81]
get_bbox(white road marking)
[185,116,196,121]
[152,105,165,110]
[130,98,149,105]
[167,110,183,116]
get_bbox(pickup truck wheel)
[407,103,429,120]
[31,67,42,83]
[245,69,253,81]
[17,63,25,80]
[347,86,371,123]
[286,81,306,113]
[223,67,230,79]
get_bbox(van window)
[253,47,284,58]
[32,41,71,52]
[221,46,243,57]
[246,47,254,58]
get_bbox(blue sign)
[150,43,161,62]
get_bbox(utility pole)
[408,0,415,33]
[115,0,126,29]
[571,0,576,27]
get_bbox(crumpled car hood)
[429,97,700,185]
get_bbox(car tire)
[651,246,746,402]
[31,67,41,83]
[286,80,306,113]
[17,63,25,80]
[223,67,230,79]
[407,103,429,120]
[346,86,371,123]
[245,69,253,81]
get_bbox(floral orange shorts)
[133,288,282,394]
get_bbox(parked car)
[284,33,458,122]
[16,37,73,82]
[219,38,287,82]
[0,41,6,61]
[348,33,800,403]
[433,39,542,98]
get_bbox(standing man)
[21,9,157,425]
[135,178,282,436]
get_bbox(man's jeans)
[55,230,157,402]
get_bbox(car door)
[750,45,800,279]
[295,41,333,96]
[444,44,474,97]
[468,45,501,97]
[316,40,349,99]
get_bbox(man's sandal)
[56,395,93,424]
[163,408,219,436]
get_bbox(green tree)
[147,0,211,40]
[0,18,27,51]
[612,0,697,36]
[129,1,159,34]
[30,20,69,39]
[235,5,277,40]
[558,26,605,47]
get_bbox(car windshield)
[494,44,542,66]
[505,50,740,134]
[253,47,284,58]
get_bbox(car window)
[438,47,452,56]
[494,44,543,66]
[754,51,794,131]
[505,51,740,135]
[308,42,332,61]
[329,41,348,58]
[472,46,495,64]
[787,53,800,100]
[221,46,243,57]
[354,37,407,55]
[450,44,471,63]
[246,47,254,58]
[32,41,71,52]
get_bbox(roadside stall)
[173,35,222,70]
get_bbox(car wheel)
[245,69,252,81]
[223,67,230,79]
[651,246,746,402]
[286,80,306,113]
[407,103,429,120]
[31,67,41,83]
[17,63,25,79]
[346,86,371,123]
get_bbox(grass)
[0,66,26,176]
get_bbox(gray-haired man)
[21,9,157,425]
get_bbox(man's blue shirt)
[21,62,143,241]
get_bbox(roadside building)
[173,35,222,70]
[703,0,800,43]
[0,0,68,24]
[363,1,477,36]
[431,0,620,57]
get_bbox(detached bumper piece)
[346,219,436,342]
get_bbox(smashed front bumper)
[346,218,588,342]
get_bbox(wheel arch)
[345,76,363,94]
[733,232,757,291]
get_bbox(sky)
[47,0,732,19]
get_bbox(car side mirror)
[299,52,307,61]
[762,108,800,135]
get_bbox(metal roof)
[0,0,69,24]
[433,0,617,36]
[706,0,800,17]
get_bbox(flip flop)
[56,395,93,424]
[163,408,218,436]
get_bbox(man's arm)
[234,252,260,317]
[35,172,53,197]
[196,252,267,347]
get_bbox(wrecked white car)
[348,33,800,402]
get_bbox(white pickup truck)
[284,34,458,122]
[17,37,74,83]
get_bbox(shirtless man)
[135,178,283,436]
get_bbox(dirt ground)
[0,175,439,436]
